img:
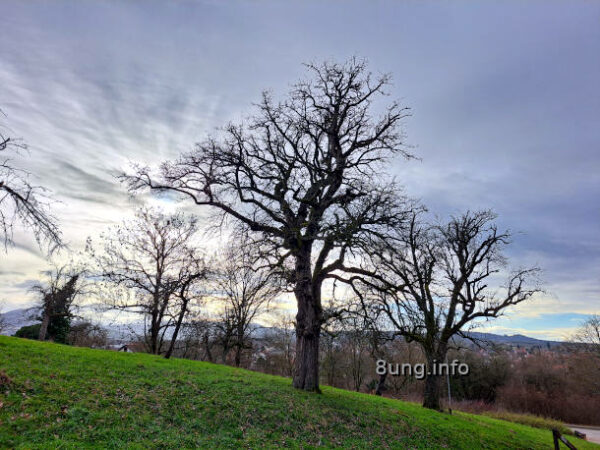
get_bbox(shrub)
[484,411,573,436]
[68,322,108,348]
[14,323,41,340]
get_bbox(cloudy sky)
[1,1,598,339]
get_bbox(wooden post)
[552,428,577,450]
[553,429,561,450]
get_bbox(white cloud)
[0,1,598,345]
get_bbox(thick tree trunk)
[422,345,448,410]
[293,319,320,391]
[423,371,442,410]
[38,313,50,341]
[292,250,322,392]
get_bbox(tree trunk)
[375,372,387,396]
[222,346,230,364]
[150,318,159,355]
[423,371,442,410]
[147,303,162,355]
[203,331,214,362]
[165,300,188,359]
[234,326,244,367]
[234,345,241,367]
[292,250,322,392]
[38,313,50,341]
[293,320,320,391]
[422,346,447,410]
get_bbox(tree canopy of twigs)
[87,208,207,356]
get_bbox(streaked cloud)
[0,1,598,339]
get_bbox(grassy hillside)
[0,336,595,449]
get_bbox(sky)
[0,1,598,340]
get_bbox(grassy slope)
[0,336,595,449]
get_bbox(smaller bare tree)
[68,321,108,348]
[88,208,207,355]
[359,306,398,396]
[571,314,600,356]
[342,314,371,392]
[365,210,541,410]
[266,313,296,377]
[178,316,220,361]
[214,235,280,367]
[164,247,208,359]
[320,315,343,387]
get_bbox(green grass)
[0,336,595,449]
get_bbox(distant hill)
[252,326,568,350]
[0,306,142,341]
[0,307,37,336]
[0,336,595,448]
[0,307,565,349]
[465,331,564,349]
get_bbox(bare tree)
[342,314,371,392]
[214,235,280,367]
[365,210,541,409]
[213,308,237,364]
[122,59,412,391]
[0,110,62,251]
[68,321,108,348]
[88,208,207,355]
[266,313,296,377]
[178,317,220,361]
[360,307,398,396]
[31,264,87,342]
[320,319,343,387]
[571,314,600,355]
[164,247,208,359]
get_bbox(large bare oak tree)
[122,59,412,391]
